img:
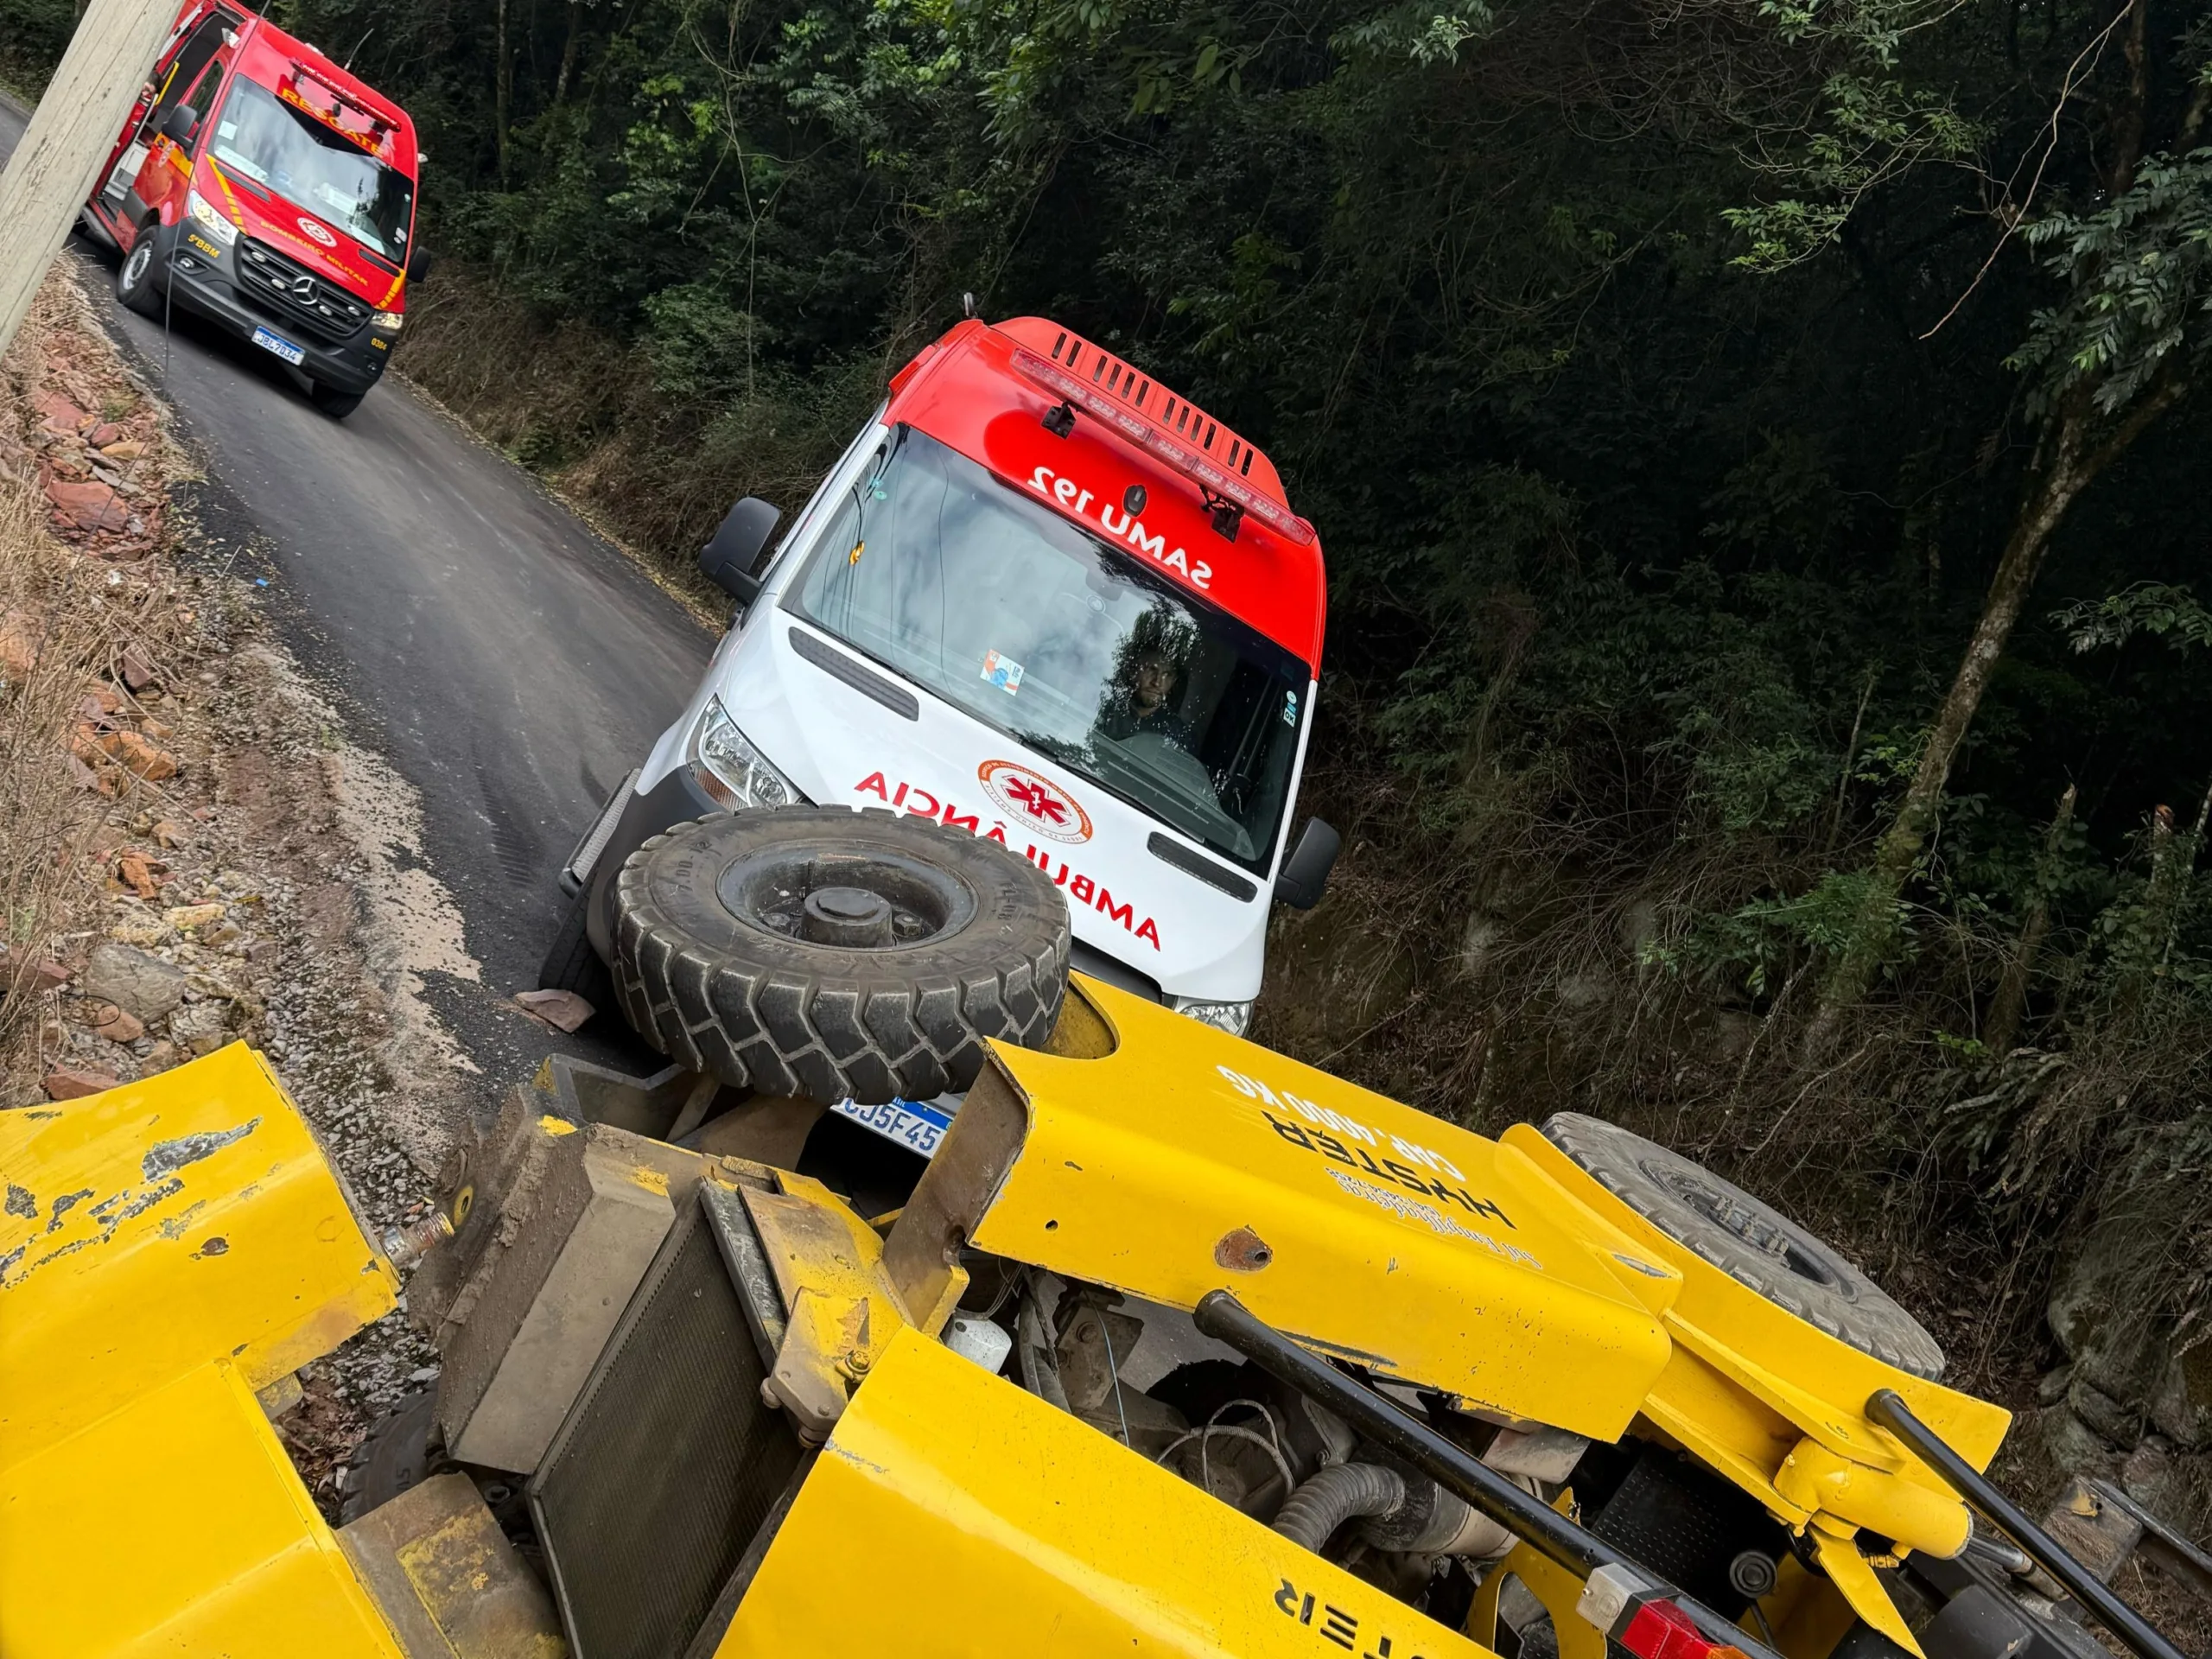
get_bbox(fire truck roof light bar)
[1192,1291,1786,1659]
[1010,349,1317,547]
[1866,1389,2188,1659]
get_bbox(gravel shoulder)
[0,269,464,1512]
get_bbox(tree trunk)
[553,0,582,107]
[1985,783,2075,1055]
[1807,365,2191,1051]
[1807,398,2093,1045]
[494,0,513,187]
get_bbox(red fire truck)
[81,1,426,419]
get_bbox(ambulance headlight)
[1173,997,1254,1038]
[371,310,404,332]
[187,191,237,246]
[690,696,798,810]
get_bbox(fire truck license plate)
[251,327,305,365]
[829,1095,955,1158]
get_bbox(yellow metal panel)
[1811,1525,1924,1659]
[0,1044,397,1463]
[0,1359,404,1659]
[977,982,1674,1439]
[1638,1344,1811,1527]
[717,1325,1498,1658]
[1466,1541,1607,1659]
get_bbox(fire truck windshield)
[208,79,412,259]
[788,426,1310,874]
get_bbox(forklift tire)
[536,880,613,1018]
[610,805,1069,1104]
[115,234,164,318]
[340,1389,446,1523]
[311,384,365,420]
[1541,1113,1947,1380]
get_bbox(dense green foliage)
[11,0,2212,1389]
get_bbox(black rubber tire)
[611,805,1069,1103]
[1541,1113,1946,1380]
[115,232,163,318]
[340,1388,447,1522]
[537,880,613,1017]
[311,384,366,420]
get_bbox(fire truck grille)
[235,239,372,343]
[530,1189,805,1659]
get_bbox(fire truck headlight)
[371,310,404,333]
[690,696,798,810]
[186,191,237,247]
[1173,997,1255,1038]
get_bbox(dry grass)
[0,479,102,1081]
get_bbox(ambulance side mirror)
[160,104,200,146]
[406,246,436,284]
[701,496,781,612]
[1274,817,1340,910]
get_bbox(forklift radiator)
[531,1187,804,1659]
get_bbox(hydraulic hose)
[1273,1462,1407,1553]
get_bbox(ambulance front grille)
[235,238,372,342]
[530,1192,804,1659]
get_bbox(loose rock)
[514,988,594,1032]
[84,1001,146,1043]
[43,1065,120,1101]
[82,940,190,1023]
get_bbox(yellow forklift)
[3,810,2201,1659]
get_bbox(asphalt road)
[1,95,715,1085]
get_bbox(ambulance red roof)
[885,318,1327,666]
[231,14,417,172]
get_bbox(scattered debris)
[514,987,594,1033]
[41,1065,119,1100]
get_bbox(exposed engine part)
[1728,1549,1779,1599]
[1157,1400,1298,1515]
[944,1313,1014,1374]
[1274,1462,1408,1553]
[1056,1286,1186,1453]
[1015,1270,1070,1411]
[1273,1461,1517,1560]
[1360,1467,1518,1559]
[1290,1390,1358,1470]
[1485,1425,1589,1485]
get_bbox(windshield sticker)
[853,769,1163,950]
[978,759,1090,843]
[1027,464,1214,590]
[1283,690,1299,727]
[981,649,1025,696]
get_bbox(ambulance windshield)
[787,427,1309,875]
[209,79,413,260]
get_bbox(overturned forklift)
[4,810,2207,1659]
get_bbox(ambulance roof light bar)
[1009,347,1317,547]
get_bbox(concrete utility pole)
[0,0,178,363]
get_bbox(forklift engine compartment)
[10,981,2198,1659]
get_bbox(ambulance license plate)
[251,326,305,365]
[829,1095,955,1158]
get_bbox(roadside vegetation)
[7,0,2212,1511]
